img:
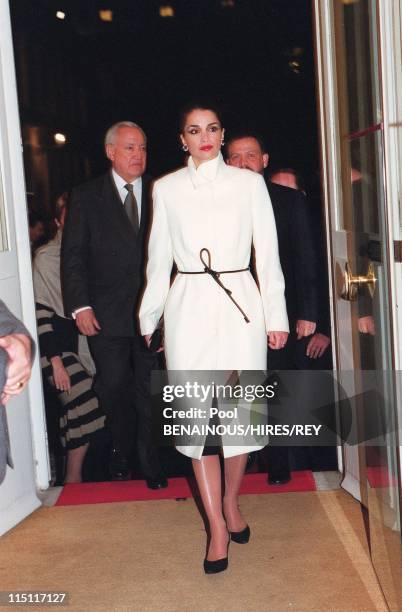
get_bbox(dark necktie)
[123,183,139,233]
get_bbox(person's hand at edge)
[0,333,32,400]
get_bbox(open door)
[0,0,49,535]
[314,0,402,608]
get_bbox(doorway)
[314,0,402,608]
[4,6,402,607]
[10,0,337,483]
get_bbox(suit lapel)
[267,181,281,220]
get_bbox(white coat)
[139,153,288,459]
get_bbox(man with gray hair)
[62,121,167,488]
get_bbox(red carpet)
[56,471,316,506]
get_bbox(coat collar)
[187,152,224,188]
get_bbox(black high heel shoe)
[203,556,228,574]
[203,536,229,574]
[229,525,250,544]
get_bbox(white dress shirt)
[112,169,142,223]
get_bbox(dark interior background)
[10,0,319,214]
[10,0,337,479]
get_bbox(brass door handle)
[341,262,377,301]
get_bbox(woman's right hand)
[267,331,289,350]
[50,356,71,393]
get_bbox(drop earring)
[221,136,225,147]
[182,143,189,152]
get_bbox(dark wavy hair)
[178,100,223,133]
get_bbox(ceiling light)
[291,47,303,57]
[56,11,65,20]
[288,60,301,74]
[54,133,66,144]
[99,10,113,22]
[159,6,174,17]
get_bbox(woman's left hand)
[143,334,164,353]
[267,331,289,350]
[144,334,152,349]
[51,356,71,393]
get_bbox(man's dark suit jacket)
[266,181,319,327]
[61,172,152,337]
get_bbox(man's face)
[106,126,147,182]
[226,137,269,175]
[269,171,299,190]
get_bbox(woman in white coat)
[139,104,288,573]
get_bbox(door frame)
[313,0,345,478]
[375,0,402,493]
[0,0,49,519]
[313,0,402,495]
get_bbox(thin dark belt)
[177,248,250,323]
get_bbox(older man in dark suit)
[0,299,33,484]
[226,132,320,484]
[61,121,166,488]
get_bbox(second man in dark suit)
[226,132,319,484]
[61,121,167,488]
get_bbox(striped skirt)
[41,352,105,450]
